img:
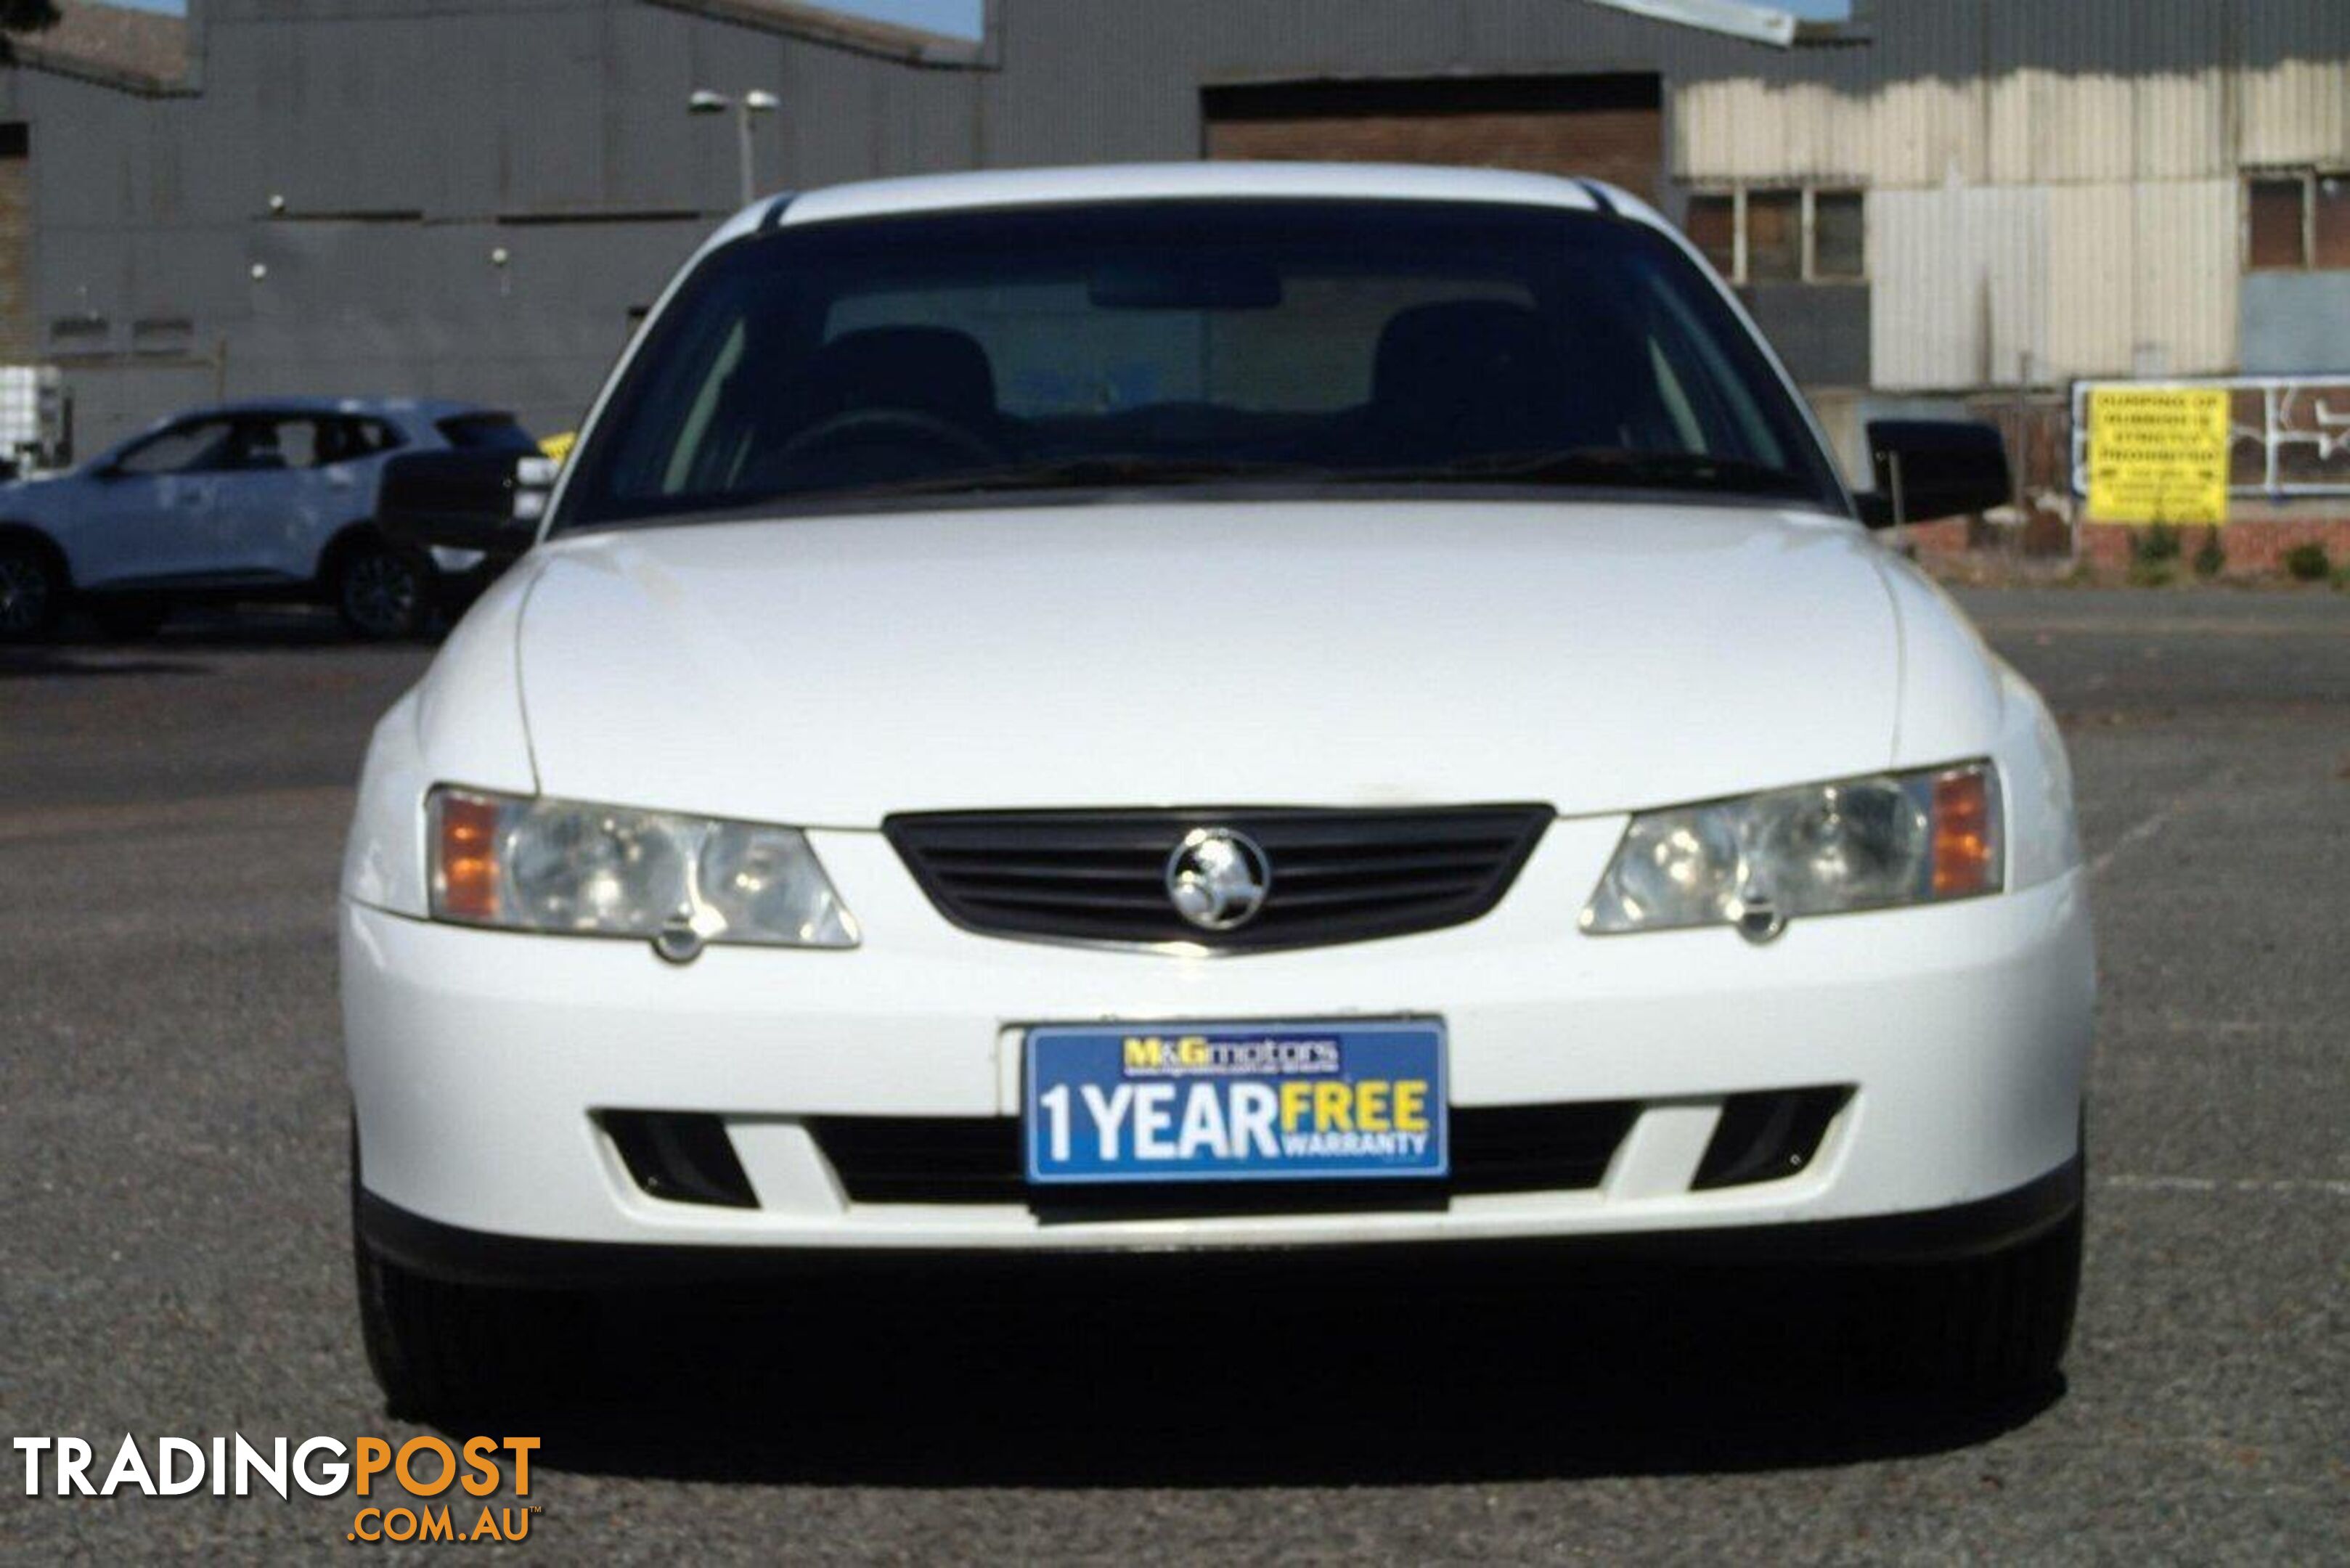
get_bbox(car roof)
[707,161,1665,247]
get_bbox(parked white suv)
[343,165,2094,1416]
[0,397,534,640]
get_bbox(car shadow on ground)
[125,605,399,649]
[488,1260,2060,1488]
[5,605,442,669]
[0,646,209,679]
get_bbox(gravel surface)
[1,588,2344,1562]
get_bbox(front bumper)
[343,822,2094,1264]
[356,1157,2084,1289]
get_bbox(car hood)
[511,502,1906,825]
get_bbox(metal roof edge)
[9,41,196,99]
[1583,0,1798,50]
[640,0,991,68]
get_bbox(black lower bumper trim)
[356,1156,2082,1291]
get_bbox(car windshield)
[558,199,1844,529]
[436,412,537,452]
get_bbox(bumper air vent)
[1691,1087,1851,1191]
[600,1111,759,1209]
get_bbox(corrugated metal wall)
[1676,0,2350,189]
[2132,179,2240,377]
[2043,183,2136,375]
[1680,0,2342,391]
[1871,186,2047,392]
[2241,0,2350,165]
[1871,178,2241,391]
[1677,54,2337,190]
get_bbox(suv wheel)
[351,1152,589,1420]
[333,541,429,640]
[88,595,171,641]
[0,542,60,642]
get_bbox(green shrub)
[2282,542,2331,582]
[2133,522,2183,563]
[2192,527,2226,579]
[2125,558,2175,589]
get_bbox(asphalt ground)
[1,587,2344,1562]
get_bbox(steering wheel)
[778,407,1001,470]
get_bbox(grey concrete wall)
[23,0,1017,451]
[2241,272,2350,376]
[15,0,2137,454]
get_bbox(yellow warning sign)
[2086,387,2230,526]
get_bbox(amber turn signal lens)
[435,791,503,920]
[1931,769,1996,897]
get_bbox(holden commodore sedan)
[0,397,535,641]
[343,164,2094,1416]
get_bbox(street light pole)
[689,89,782,208]
[734,99,756,206]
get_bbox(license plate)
[1024,1021,1447,1185]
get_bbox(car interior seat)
[1366,300,1609,463]
[732,325,1004,492]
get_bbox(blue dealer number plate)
[1024,1021,1448,1185]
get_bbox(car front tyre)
[0,542,61,642]
[332,540,431,641]
[351,1149,588,1421]
[1859,1203,2084,1397]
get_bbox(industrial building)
[8,0,2349,536]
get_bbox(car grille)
[808,1101,1638,1210]
[882,805,1552,951]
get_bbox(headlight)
[1580,761,2001,941]
[428,787,858,957]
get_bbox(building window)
[1681,186,1865,285]
[1812,189,1865,280]
[2320,175,2350,270]
[1746,190,1803,282]
[2247,171,2350,271]
[48,316,110,352]
[1685,194,1736,278]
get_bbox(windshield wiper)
[1342,446,1814,497]
[557,455,1341,534]
[568,446,1817,536]
[819,453,1333,500]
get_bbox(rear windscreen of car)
[561,200,1843,527]
[436,413,536,452]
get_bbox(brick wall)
[2077,516,2350,574]
[1204,75,1665,203]
[1905,512,2350,576]
[0,131,28,364]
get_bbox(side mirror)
[378,451,550,560]
[1855,420,2012,529]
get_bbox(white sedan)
[342,163,2094,1416]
